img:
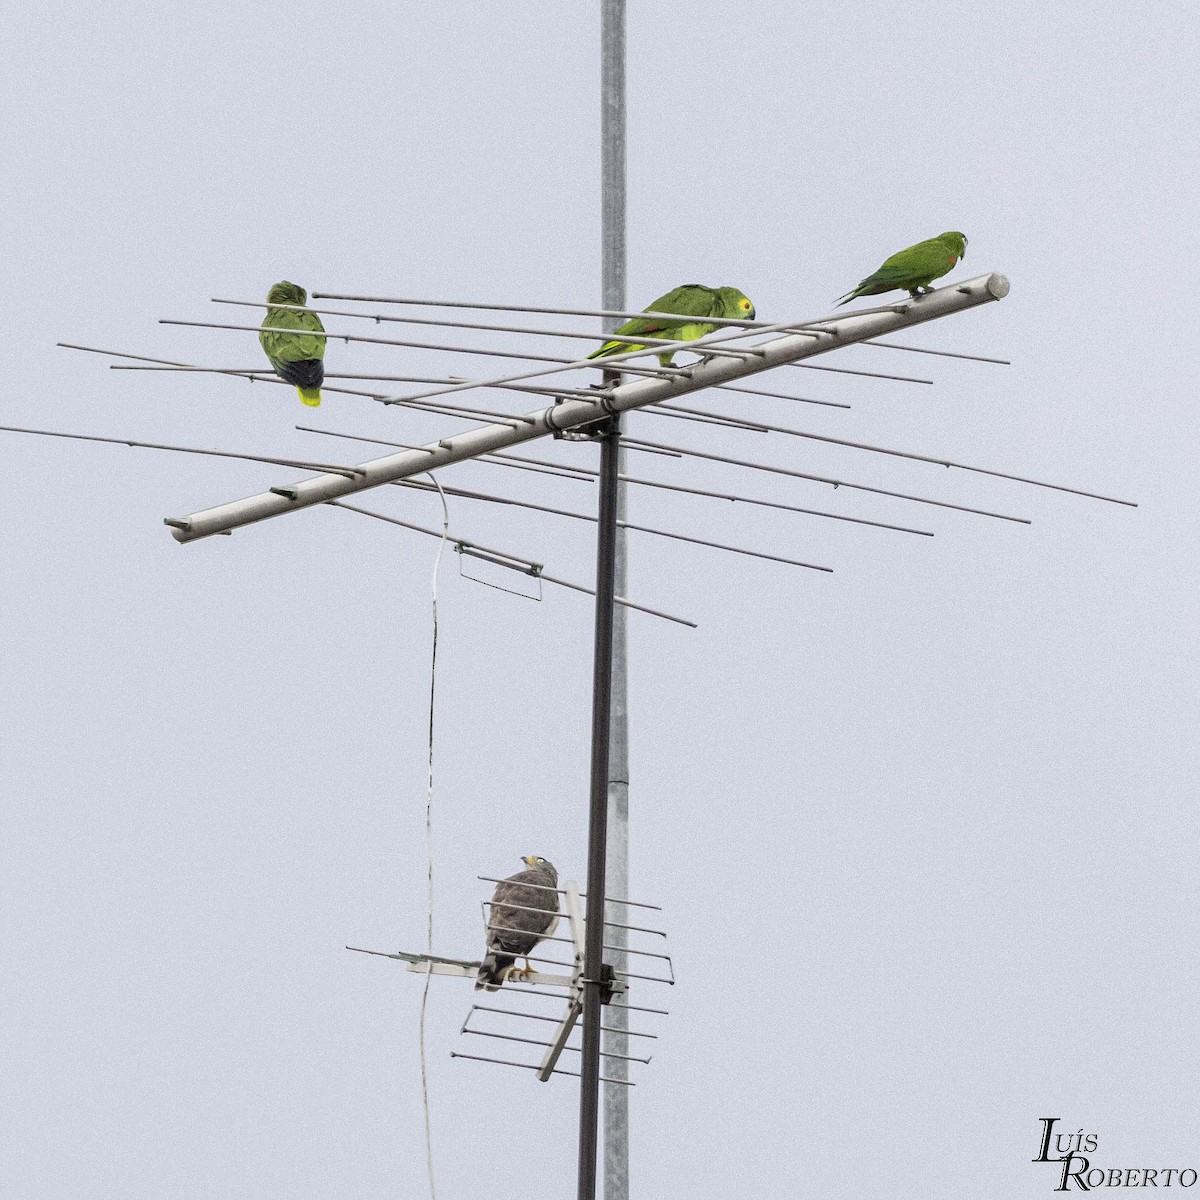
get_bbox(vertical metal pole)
[576,418,621,1200]
[600,4,629,1199]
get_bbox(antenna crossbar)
[165,274,1010,543]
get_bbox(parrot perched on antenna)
[588,284,756,367]
[259,280,326,407]
[835,232,968,306]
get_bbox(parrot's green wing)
[259,282,327,406]
[872,238,956,283]
[639,284,725,322]
[259,305,326,365]
[836,234,965,305]
[587,285,723,363]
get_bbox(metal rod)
[612,473,934,536]
[466,1017,649,1062]
[484,922,574,946]
[863,340,1010,364]
[714,382,850,408]
[500,986,668,1016]
[298,424,931,535]
[61,342,542,425]
[0,424,364,478]
[483,903,666,937]
[310,294,759,328]
[624,437,1034,524]
[611,964,675,984]
[646,407,1136,506]
[109,362,615,407]
[484,912,669,961]
[470,1006,658,1038]
[344,945,482,968]
[159,318,674,379]
[352,317,824,409]
[788,360,933,384]
[326,501,697,627]
[400,478,834,572]
[463,1028,651,1065]
[210,296,753,358]
[650,403,772,431]
[622,521,830,572]
[298,427,587,479]
[600,918,666,937]
[308,290,925,327]
[578,416,620,1200]
[602,13,633,1164]
[476,876,663,910]
[643,406,771,433]
[449,1052,634,1087]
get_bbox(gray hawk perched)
[476,856,560,992]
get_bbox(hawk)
[476,856,560,992]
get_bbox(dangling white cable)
[418,470,449,1200]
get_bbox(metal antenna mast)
[579,5,628,1198]
[599,4,630,1200]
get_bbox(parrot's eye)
[740,300,751,311]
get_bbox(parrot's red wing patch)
[948,256,958,267]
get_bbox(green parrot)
[835,232,968,306]
[588,284,756,367]
[259,280,326,407]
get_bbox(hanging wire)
[417,471,449,1200]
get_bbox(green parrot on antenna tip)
[588,284,756,367]
[259,281,326,406]
[835,232,968,306]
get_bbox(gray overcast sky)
[3,3,1197,1197]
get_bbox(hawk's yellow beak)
[522,855,536,865]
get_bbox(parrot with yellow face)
[589,284,756,367]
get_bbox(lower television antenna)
[347,875,671,1086]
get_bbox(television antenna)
[346,874,671,1088]
[3,10,1138,1200]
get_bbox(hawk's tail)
[474,953,515,992]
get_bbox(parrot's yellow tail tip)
[298,389,322,408]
